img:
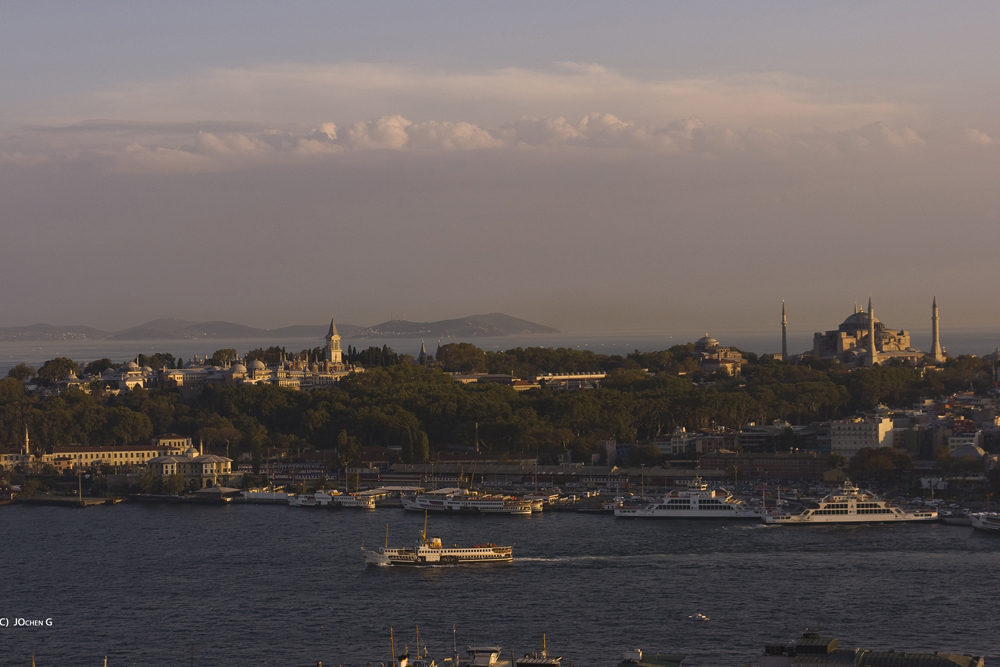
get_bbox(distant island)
[0,313,558,342]
[351,313,559,339]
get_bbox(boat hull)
[969,512,1000,533]
[615,508,762,519]
[362,546,514,567]
[765,512,938,524]
[401,497,531,515]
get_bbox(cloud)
[1,112,994,175]
[14,62,911,134]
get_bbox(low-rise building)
[699,451,828,480]
[148,444,235,489]
[830,417,893,457]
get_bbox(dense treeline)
[1,345,996,467]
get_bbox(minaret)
[325,317,342,365]
[781,300,788,360]
[930,297,945,363]
[23,424,29,456]
[867,297,879,367]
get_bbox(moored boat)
[765,480,937,524]
[402,488,531,515]
[969,511,1000,533]
[614,479,762,519]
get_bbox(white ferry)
[287,491,334,507]
[361,518,514,566]
[765,480,937,524]
[969,511,1000,533]
[334,493,376,509]
[614,479,762,519]
[287,490,375,509]
[401,488,532,515]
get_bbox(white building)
[830,417,894,457]
[148,444,235,489]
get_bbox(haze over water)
[3,329,999,377]
[2,505,998,667]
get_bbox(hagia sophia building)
[806,297,946,367]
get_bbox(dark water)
[1,504,999,667]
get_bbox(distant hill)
[0,314,547,342]
[350,313,559,339]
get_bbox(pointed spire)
[867,296,873,314]
[327,317,338,337]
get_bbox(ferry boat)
[764,480,938,524]
[969,511,1000,533]
[287,491,334,507]
[614,479,762,519]
[334,493,376,509]
[362,517,514,566]
[287,490,375,508]
[401,489,532,515]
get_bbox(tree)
[161,473,186,494]
[6,363,36,381]
[209,349,239,366]
[21,479,39,497]
[138,353,176,369]
[85,358,116,375]
[138,469,161,494]
[827,453,847,469]
[37,357,78,383]
[437,343,487,373]
[337,429,362,466]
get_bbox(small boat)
[687,614,710,622]
[362,515,514,566]
[515,635,561,667]
[969,511,1000,533]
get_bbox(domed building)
[692,333,746,376]
[812,298,928,366]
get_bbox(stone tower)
[325,317,342,365]
[781,300,788,360]
[929,297,945,363]
[866,297,879,367]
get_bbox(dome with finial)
[249,359,266,371]
[695,334,720,351]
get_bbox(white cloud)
[14,62,912,134]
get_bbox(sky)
[3,1,1000,337]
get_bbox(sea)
[1,504,998,667]
[3,329,1000,376]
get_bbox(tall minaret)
[781,300,788,360]
[325,317,342,365]
[930,296,945,363]
[867,297,879,367]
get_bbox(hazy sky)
[3,2,1000,336]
